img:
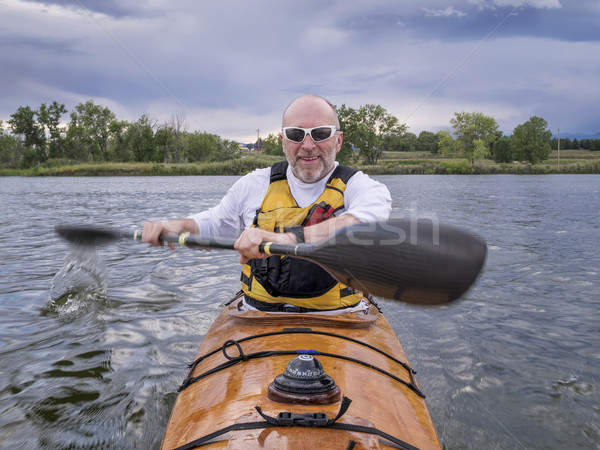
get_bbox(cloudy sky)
[1,0,599,142]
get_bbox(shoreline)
[1,151,599,176]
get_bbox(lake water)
[0,174,598,449]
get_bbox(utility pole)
[557,128,560,168]
[256,128,262,153]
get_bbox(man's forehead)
[283,97,336,125]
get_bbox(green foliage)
[492,136,513,163]
[8,105,47,167]
[416,131,438,154]
[440,159,473,174]
[154,126,176,163]
[510,116,552,164]
[473,138,491,160]
[67,100,117,161]
[443,111,499,165]
[337,103,407,165]
[0,122,21,169]
[262,133,284,156]
[183,132,240,163]
[381,131,417,152]
[125,115,156,162]
[38,101,67,159]
[548,137,600,150]
[436,130,455,156]
[185,132,219,162]
[2,98,600,175]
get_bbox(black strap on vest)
[328,163,358,185]
[269,160,288,182]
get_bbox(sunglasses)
[282,126,339,143]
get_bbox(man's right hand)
[142,219,199,249]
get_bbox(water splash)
[44,247,108,318]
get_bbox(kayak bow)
[161,296,441,450]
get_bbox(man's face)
[280,97,342,183]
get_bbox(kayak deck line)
[178,329,424,398]
[161,297,441,449]
[173,396,420,450]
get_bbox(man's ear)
[280,132,287,154]
[336,131,343,153]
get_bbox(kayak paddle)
[55,219,486,305]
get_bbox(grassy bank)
[0,155,285,177]
[359,149,600,175]
[2,150,599,176]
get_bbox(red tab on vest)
[303,202,335,227]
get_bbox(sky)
[1,0,599,143]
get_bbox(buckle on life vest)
[302,201,335,227]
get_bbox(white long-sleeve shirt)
[189,162,392,240]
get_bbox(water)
[0,175,598,449]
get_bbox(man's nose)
[301,132,317,149]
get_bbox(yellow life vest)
[241,161,364,310]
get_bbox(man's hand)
[234,214,359,264]
[234,228,295,264]
[142,219,199,250]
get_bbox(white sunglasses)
[282,126,339,143]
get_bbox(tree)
[337,104,406,165]
[161,113,187,163]
[8,106,46,166]
[436,130,454,155]
[0,121,23,168]
[416,131,438,154]
[441,112,499,164]
[333,105,356,164]
[217,139,241,161]
[68,100,117,161]
[107,120,131,162]
[492,136,513,163]
[125,115,156,162]
[571,138,580,149]
[38,101,67,159]
[336,104,359,164]
[510,116,552,164]
[182,132,239,163]
[185,132,219,162]
[64,120,89,161]
[153,126,171,163]
[262,133,283,156]
[383,132,417,152]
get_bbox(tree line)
[1,99,598,170]
[258,106,599,167]
[0,100,240,169]
[551,137,600,151]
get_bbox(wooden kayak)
[161,296,441,450]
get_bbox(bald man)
[143,94,391,312]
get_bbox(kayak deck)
[161,297,441,449]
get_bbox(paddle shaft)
[165,233,315,258]
[54,224,304,254]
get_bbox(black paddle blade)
[55,225,135,246]
[297,219,487,305]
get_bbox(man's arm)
[142,168,271,249]
[234,214,358,264]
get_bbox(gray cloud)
[1,0,598,141]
